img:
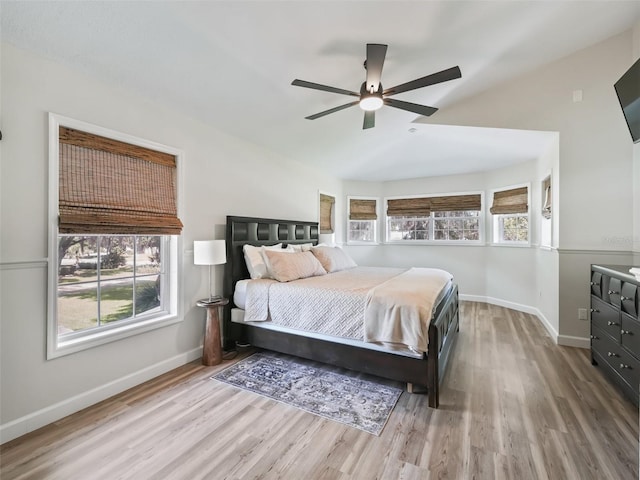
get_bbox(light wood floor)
[1,302,638,479]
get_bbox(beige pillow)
[263,250,327,282]
[311,246,357,273]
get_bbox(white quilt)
[243,266,452,352]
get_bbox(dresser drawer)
[613,346,640,392]
[606,277,622,307]
[590,271,603,298]
[620,282,638,317]
[621,313,640,359]
[591,296,620,342]
[591,326,624,367]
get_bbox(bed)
[222,215,459,408]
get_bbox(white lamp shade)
[194,240,226,265]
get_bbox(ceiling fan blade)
[383,66,461,96]
[292,79,359,97]
[305,101,360,120]
[384,98,438,117]
[363,111,375,129]
[365,44,387,93]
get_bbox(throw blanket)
[364,268,453,352]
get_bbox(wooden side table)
[196,298,229,366]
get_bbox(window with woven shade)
[541,175,552,247]
[491,185,530,244]
[385,192,483,242]
[48,114,182,359]
[542,177,552,220]
[319,193,335,234]
[347,197,378,243]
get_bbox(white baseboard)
[556,335,591,349]
[459,294,580,349]
[0,347,202,445]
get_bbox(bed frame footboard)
[427,284,459,408]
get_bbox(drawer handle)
[590,335,599,340]
[619,364,630,370]
[622,330,632,335]
[608,352,619,357]
[590,308,599,313]
[620,296,627,301]
[608,290,619,295]
[607,321,619,326]
[590,281,600,286]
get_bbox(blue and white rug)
[212,352,402,435]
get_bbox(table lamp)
[194,240,226,304]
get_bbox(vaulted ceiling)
[3,1,640,181]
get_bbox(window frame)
[47,113,183,359]
[346,195,379,245]
[384,191,484,245]
[490,183,531,247]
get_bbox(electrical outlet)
[578,308,588,320]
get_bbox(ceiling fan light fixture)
[359,94,383,111]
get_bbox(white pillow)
[243,243,283,279]
[263,250,327,282]
[310,246,357,273]
[289,242,314,252]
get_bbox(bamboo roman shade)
[387,197,431,217]
[429,194,481,212]
[387,194,481,216]
[319,193,335,234]
[490,186,528,215]
[58,127,183,235]
[542,177,552,219]
[349,199,377,220]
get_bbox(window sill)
[346,241,380,246]
[490,242,532,248]
[48,313,180,360]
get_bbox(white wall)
[0,43,342,441]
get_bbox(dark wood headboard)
[222,215,319,347]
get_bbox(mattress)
[233,279,250,309]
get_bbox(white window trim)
[346,195,379,245]
[383,191,485,245]
[47,113,184,359]
[490,182,531,247]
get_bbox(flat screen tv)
[614,56,640,144]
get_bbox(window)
[347,197,378,243]
[385,193,482,243]
[319,193,335,234]
[490,185,530,244]
[57,235,167,336]
[48,114,183,358]
[541,175,552,247]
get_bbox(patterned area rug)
[212,352,402,435]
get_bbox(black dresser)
[590,264,640,405]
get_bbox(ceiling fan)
[292,43,461,129]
